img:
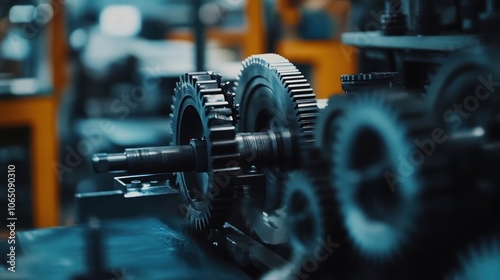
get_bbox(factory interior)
[1,0,500,279]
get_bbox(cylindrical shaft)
[92,131,295,174]
[237,131,294,170]
[92,145,197,174]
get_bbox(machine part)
[75,174,180,223]
[284,148,340,276]
[340,72,401,94]
[8,218,253,280]
[453,238,500,280]
[92,145,198,174]
[415,0,439,35]
[234,53,318,244]
[380,0,407,35]
[170,72,240,229]
[314,94,347,156]
[92,131,294,175]
[331,92,440,261]
[341,31,480,51]
[426,46,500,131]
[235,53,318,166]
[234,53,318,205]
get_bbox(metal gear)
[171,71,240,229]
[331,92,443,262]
[234,53,318,207]
[233,53,318,244]
[453,238,500,280]
[340,72,401,95]
[284,147,341,277]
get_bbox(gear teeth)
[234,53,319,212]
[329,91,487,278]
[171,71,239,230]
[284,147,343,277]
[452,238,500,280]
[234,54,319,147]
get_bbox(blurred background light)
[99,5,141,37]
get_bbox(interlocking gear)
[233,53,318,244]
[234,53,318,206]
[171,72,240,229]
[331,92,440,261]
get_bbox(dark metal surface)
[0,218,252,280]
[75,174,179,223]
[342,31,480,51]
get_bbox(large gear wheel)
[284,147,342,278]
[171,72,240,230]
[331,92,444,264]
[234,53,318,205]
[233,53,318,244]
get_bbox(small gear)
[341,72,402,94]
[331,92,444,262]
[284,147,342,278]
[453,238,500,280]
[340,72,401,82]
[171,72,240,229]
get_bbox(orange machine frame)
[276,0,357,98]
[0,0,67,228]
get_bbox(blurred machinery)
[0,1,60,228]
[2,0,500,279]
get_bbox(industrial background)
[0,0,499,279]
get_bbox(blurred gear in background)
[453,238,500,280]
[331,93,436,262]
[3,1,500,279]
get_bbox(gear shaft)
[92,131,293,174]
